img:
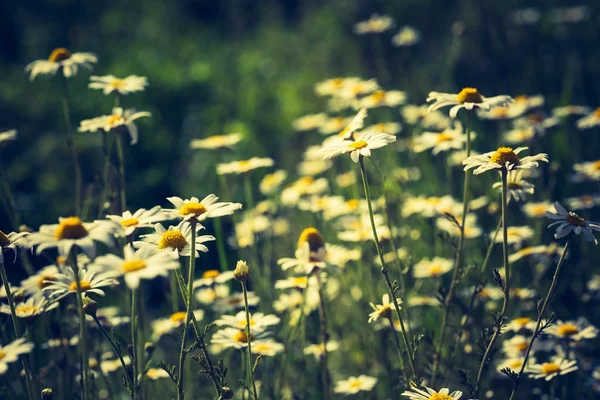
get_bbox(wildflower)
[321,132,396,163]
[134,221,215,259]
[571,160,600,182]
[553,105,591,118]
[195,284,230,305]
[251,340,284,356]
[508,244,562,264]
[88,75,148,95]
[304,341,340,360]
[427,87,513,118]
[546,202,600,243]
[29,217,115,258]
[0,295,58,319]
[495,226,534,247]
[213,291,260,313]
[463,146,548,175]
[314,77,362,97]
[491,170,534,203]
[292,113,328,131]
[151,310,204,341]
[19,265,60,296]
[411,122,468,155]
[217,157,274,175]
[90,246,180,289]
[26,48,97,80]
[505,317,537,333]
[408,296,440,307]
[0,129,17,143]
[190,133,243,150]
[214,311,280,332]
[401,386,463,400]
[576,108,600,129]
[545,319,598,341]
[502,335,532,356]
[193,270,235,287]
[357,90,406,109]
[106,206,166,236]
[0,338,34,375]
[281,176,329,206]
[233,260,250,281]
[527,357,578,381]
[166,195,242,222]
[210,327,270,350]
[354,14,394,34]
[413,257,453,278]
[333,108,368,140]
[274,276,310,290]
[503,127,535,144]
[436,214,482,239]
[522,201,552,218]
[0,230,29,263]
[368,294,401,323]
[392,26,420,46]
[566,194,600,210]
[259,170,288,195]
[146,368,170,380]
[42,268,118,298]
[497,355,535,373]
[515,112,560,135]
[78,107,151,145]
[335,375,377,395]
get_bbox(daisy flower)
[214,311,280,333]
[522,201,552,218]
[553,105,591,118]
[545,319,598,341]
[502,335,532,356]
[146,368,170,380]
[190,133,243,150]
[216,157,274,175]
[318,116,353,135]
[545,201,600,244]
[42,267,118,298]
[213,291,260,313]
[0,338,34,375]
[436,214,481,239]
[571,160,600,182]
[497,355,535,373]
[334,108,367,140]
[334,375,377,395]
[90,246,180,290]
[78,107,151,145]
[211,327,270,350]
[411,121,467,155]
[354,14,394,34]
[0,129,17,143]
[166,195,242,222]
[427,87,513,118]
[26,48,97,80]
[413,257,453,279]
[503,127,535,144]
[508,244,561,264]
[368,294,401,323]
[357,90,407,109]
[88,75,148,95]
[134,221,215,259]
[576,108,600,129]
[494,226,534,247]
[250,340,285,356]
[566,194,600,210]
[278,228,328,274]
[408,296,440,307]
[527,357,578,381]
[0,230,29,263]
[29,217,115,258]
[292,113,328,131]
[303,341,340,360]
[106,206,166,236]
[19,265,60,296]
[392,26,420,46]
[314,77,360,97]
[0,295,58,319]
[274,276,310,290]
[492,170,534,202]
[505,317,537,333]
[401,385,463,400]
[193,270,234,287]
[463,146,548,175]
[321,132,396,163]
[151,310,205,341]
[195,284,230,305]
[259,170,288,195]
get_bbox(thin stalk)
[358,157,416,379]
[98,132,115,218]
[431,111,472,384]
[131,289,138,399]
[508,235,572,400]
[116,132,127,213]
[61,76,82,216]
[177,221,197,400]
[475,169,511,396]
[386,315,410,383]
[213,218,229,272]
[0,263,35,400]
[242,281,259,399]
[315,273,330,400]
[71,250,89,400]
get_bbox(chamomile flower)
[545,319,598,341]
[315,77,361,97]
[354,14,394,34]
[0,295,58,319]
[214,311,280,332]
[251,340,284,356]
[492,170,535,202]
[508,244,562,264]
[566,194,600,210]
[278,228,328,274]
[527,357,578,381]
[495,226,534,247]
[134,221,215,259]
[0,130,17,143]
[505,317,537,333]
[401,386,463,400]
[193,270,234,287]
[78,107,151,145]
[211,327,270,350]
[321,132,396,163]
[503,127,535,144]
[166,195,242,222]
[106,206,166,237]
[216,157,274,175]
[151,310,205,341]
[259,170,288,195]
[413,257,453,279]
[19,265,60,296]
[26,48,97,80]
[571,160,600,182]
[332,108,368,140]
[392,26,420,46]
[357,90,406,109]
[42,267,118,298]
[502,335,532,356]
[190,133,243,150]
[497,355,535,373]
[195,284,230,305]
[463,146,548,175]
[334,375,377,395]
[576,108,600,129]
[436,214,482,239]
[427,87,513,118]
[88,75,148,95]
[146,368,170,380]
[292,113,328,131]
[0,230,29,263]
[553,105,591,118]
[274,276,311,290]
[411,122,467,155]
[304,341,340,360]
[281,177,329,206]
[368,294,401,323]
[545,201,600,243]
[0,338,34,375]
[29,217,115,258]
[522,201,553,218]
[90,246,180,290]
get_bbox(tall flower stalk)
[71,249,89,400]
[315,272,330,400]
[130,289,138,399]
[61,76,82,216]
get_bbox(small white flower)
[576,107,600,129]
[0,129,17,143]
[526,357,578,381]
[106,206,166,236]
[546,201,600,244]
[354,14,394,34]
[26,48,97,80]
[211,327,270,350]
[392,26,420,46]
[463,146,548,175]
[0,338,34,375]
[545,319,598,341]
[413,257,453,279]
[88,75,148,95]
[134,221,215,259]
[214,311,280,333]
[78,107,151,145]
[505,317,537,333]
[411,121,467,155]
[427,87,513,119]
[190,133,243,150]
[492,170,534,202]
[401,385,463,400]
[216,157,274,175]
[166,195,242,222]
[368,294,401,323]
[0,295,58,319]
[334,375,377,395]
[193,270,235,287]
[303,341,340,360]
[151,310,204,341]
[42,267,118,298]
[251,340,284,357]
[321,132,396,163]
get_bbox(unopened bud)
[41,388,54,399]
[82,297,97,317]
[233,260,249,282]
[221,386,234,399]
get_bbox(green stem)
[386,315,409,383]
[507,235,572,400]
[177,221,197,400]
[315,273,330,400]
[71,250,89,400]
[116,132,127,213]
[131,289,138,399]
[358,157,416,379]
[98,132,115,218]
[0,263,35,400]
[213,218,229,272]
[242,281,259,399]
[61,76,82,216]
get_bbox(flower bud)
[233,260,250,282]
[41,388,54,399]
[82,296,97,317]
[221,386,234,399]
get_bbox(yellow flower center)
[169,311,188,322]
[120,218,139,228]
[233,331,253,343]
[180,202,207,217]
[371,90,386,103]
[541,362,561,375]
[292,276,308,286]
[48,48,72,62]
[346,199,359,209]
[490,107,509,117]
[348,140,368,150]
[16,305,38,315]
[238,160,252,170]
[429,265,442,275]
[429,394,454,400]
[107,114,124,127]
[56,256,67,265]
[593,107,600,118]
[526,113,544,124]
[122,259,147,273]
[557,323,579,336]
[202,269,220,279]
[515,342,529,352]
[332,78,344,88]
[349,380,362,388]
[108,79,127,89]
[237,319,256,328]
[490,147,520,166]
[37,275,56,289]
[0,350,5,360]
[299,177,314,185]
[565,212,585,227]
[298,227,325,252]
[69,280,92,292]
[456,87,483,104]
[515,317,532,326]
[437,132,454,143]
[55,217,89,240]
[158,230,188,251]
[0,230,10,247]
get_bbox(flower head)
[427,87,513,118]
[233,260,250,281]
[546,202,600,244]
[42,267,118,298]
[321,132,396,163]
[526,357,578,381]
[88,75,148,95]
[106,206,166,237]
[334,375,377,395]
[216,157,274,175]
[401,386,463,400]
[492,170,534,202]
[134,221,215,259]
[354,14,394,34]
[190,133,243,150]
[166,195,242,222]
[78,107,151,145]
[0,295,58,319]
[26,48,97,80]
[463,146,548,175]
[0,338,34,375]
[368,294,401,323]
